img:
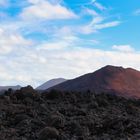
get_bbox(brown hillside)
[49,65,140,98]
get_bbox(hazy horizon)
[0,0,140,87]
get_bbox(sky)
[0,0,140,87]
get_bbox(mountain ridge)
[48,65,140,98]
[0,85,21,91]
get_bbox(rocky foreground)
[1,86,140,140]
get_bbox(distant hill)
[36,78,67,90]
[48,65,140,98]
[0,85,21,94]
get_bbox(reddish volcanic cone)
[48,65,140,98]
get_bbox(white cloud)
[20,0,77,20]
[0,27,33,55]
[0,32,140,88]
[37,41,69,50]
[112,45,135,52]
[0,26,138,88]
[37,33,79,51]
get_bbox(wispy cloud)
[94,21,121,30]
[78,18,121,34]
[94,2,106,11]
[75,0,121,35]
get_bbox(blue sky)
[0,0,140,87]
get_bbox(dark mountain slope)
[49,65,140,98]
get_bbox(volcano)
[48,65,140,98]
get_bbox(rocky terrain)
[1,86,140,139]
